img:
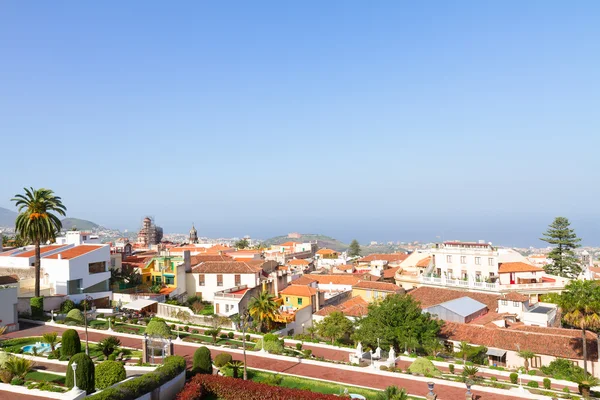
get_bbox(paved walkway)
[3,324,528,400]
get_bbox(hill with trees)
[262,234,348,252]
[61,218,100,231]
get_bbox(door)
[215,303,220,314]
[510,273,515,284]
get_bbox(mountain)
[0,207,17,227]
[262,233,349,252]
[61,218,100,231]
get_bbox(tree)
[192,346,212,374]
[353,294,442,353]
[97,336,121,357]
[145,318,171,337]
[574,371,600,398]
[316,311,354,344]
[66,353,95,394]
[61,329,82,358]
[540,217,582,278]
[425,338,444,357]
[248,291,279,332]
[226,360,244,378]
[205,327,221,343]
[348,239,361,258]
[458,341,470,363]
[517,350,535,373]
[95,360,126,390]
[556,280,600,376]
[4,356,34,379]
[42,332,59,353]
[12,187,67,297]
[234,238,249,249]
[376,386,409,400]
[306,325,318,340]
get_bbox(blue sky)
[1,2,599,246]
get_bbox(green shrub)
[95,360,126,390]
[543,377,551,390]
[66,309,85,325]
[528,369,537,375]
[214,353,232,368]
[193,347,212,374]
[509,372,518,384]
[10,377,24,386]
[220,333,228,339]
[263,373,283,386]
[295,343,302,351]
[263,333,279,342]
[526,381,538,388]
[227,332,234,339]
[30,297,44,318]
[563,387,570,393]
[541,358,583,381]
[254,339,283,354]
[449,364,455,374]
[490,376,497,382]
[108,354,116,361]
[380,365,389,371]
[61,329,81,358]
[407,357,442,377]
[145,318,171,338]
[245,334,251,341]
[66,353,95,394]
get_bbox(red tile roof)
[280,285,317,297]
[409,286,500,311]
[279,241,298,247]
[314,296,369,318]
[190,254,232,264]
[358,253,409,263]
[501,292,529,302]
[44,245,104,260]
[416,256,432,268]
[288,259,310,266]
[305,274,361,286]
[316,248,338,255]
[14,245,68,258]
[190,260,265,274]
[383,266,400,279]
[498,262,543,273]
[353,280,403,293]
[290,275,317,286]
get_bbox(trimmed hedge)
[30,297,44,318]
[214,353,232,368]
[145,318,171,338]
[407,357,442,377]
[66,309,85,325]
[67,353,95,394]
[509,372,518,384]
[193,347,212,374]
[176,374,340,400]
[60,299,76,314]
[88,355,186,400]
[95,360,126,390]
[61,329,81,358]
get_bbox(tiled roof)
[0,275,19,284]
[314,296,369,318]
[305,274,361,285]
[440,321,598,360]
[290,275,317,286]
[280,285,317,297]
[383,266,400,279]
[279,241,298,247]
[314,305,341,317]
[190,254,232,264]
[44,245,105,260]
[191,260,265,274]
[316,248,338,255]
[501,292,529,302]
[14,245,68,258]
[416,256,432,268]
[336,264,355,271]
[498,262,543,273]
[409,287,500,311]
[353,280,403,293]
[358,253,409,263]
[288,259,310,266]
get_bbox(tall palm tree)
[517,350,535,372]
[248,291,279,332]
[458,341,470,363]
[556,280,600,376]
[42,332,59,353]
[376,385,408,400]
[12,187,66,297]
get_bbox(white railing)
[420,275,566,292]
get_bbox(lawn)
[0,336,45,353]
[26,371,66,385]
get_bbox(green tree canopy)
[234,238,250,249]
[353,294,442,352]
[540,217,582,278]
[316,311,354,344]
[347,239,361,258]
[248,291,279,332]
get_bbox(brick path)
[3,324,527,399]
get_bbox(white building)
[0,277,19,332]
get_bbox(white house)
[497,292,557,327]
[0,276,19,332]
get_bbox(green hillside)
[262,234,349,252]
[61,218,99,231]
[0,207,17,227]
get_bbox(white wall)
[186,272,259,302]
[0,286,18,332]
[432,246,498,281]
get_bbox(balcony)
[214,285,249,300]
[419,275,568,293]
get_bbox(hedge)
[30,297,44,318]
[193,347,212,374]
[145,318,171,338]
[509,372,518,384]
[61,329,81,358]
[60,299,76,314]
[407,357,442,377]
[176,374,340,400]
[214,353,232,368]
[66,309,85,325]
[95,360,126,390]
[88,355,186,400]
[67,353,95,394]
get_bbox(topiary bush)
[227,332,234,339]
[543,377,551,390]
[66,353,95,394]
[449,364,455,374]
[193,347,212,374]
[509,372,518,384]
[263,333,279,342]
[214,353,232,368]
[145,318,171,338]
[407,357,442,377]
[295,343,302,351]
[526,381,538,388]
[61,329,81,358]
[95,360,126,390]
[65,309,85,325]
[30,297,44,318]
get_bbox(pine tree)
[348,239,361,257]
[540,217,581,278]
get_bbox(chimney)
[58,254,62,260]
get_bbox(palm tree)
[306,325,318,340]
[226,360,244,378]
[12,187,66,297]
[556,280,600,376]
[425,338,443,357]
[97,336,121,357]
[517,350,535,373]
[248,291,279,332]
[376,385,408,400]
[458,341,470,363]
[42,332,59,353]
[4,356,34,379]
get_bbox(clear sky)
[1,2,599,246]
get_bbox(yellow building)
[351,281,404,302]
[140,254,184,289]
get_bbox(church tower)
[189,223,198,244]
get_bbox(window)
[475,257,481,265]
[488,258,494,266]
[198,274,205,286]
[235,274,241,286]
[285,297,289,303]
[298,298,303,306]
[88,261,106,274]
[446,255,453,263]
[110,258,116,268]
[531,356,542,369]
[225,304,229,312]
[447,269,453,278]
[501,300,508,306]
[513,301,520,307]
[489,272,495,277]
[460,256,466,264]
[217,274,223,286]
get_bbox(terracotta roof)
[501,292,529,302]
[314,305,340,317]
[44,245,105,260]
[353,280,403,293]
[316,248,338,255]
[0,275,19,284]
[498,262,543,273]
[416,256,432,268]
[288,259,310,266]
[409,287,500,311]
[441,321,598,360]
[305,274,361,286]
[279,241,298,247]
[314,296,369,318]
[14,245,68,258]
[280,285,317,297]
[191,260,265,274]
[190,254,232,264]
[336,264,355,271]
[358,253,409,263]
[383,266,400,279]
[290,275,317,286]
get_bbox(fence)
[156,303,234,328]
